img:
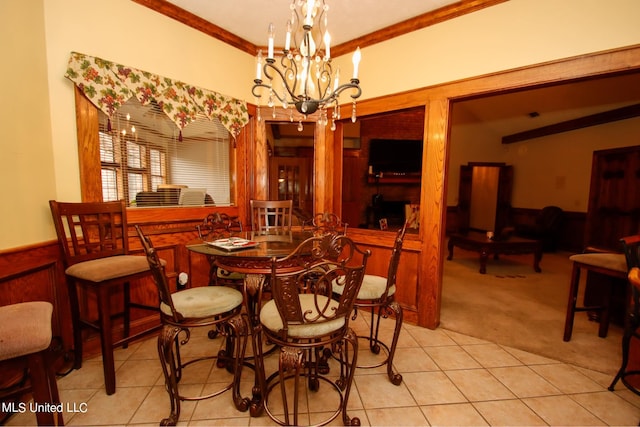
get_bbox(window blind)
[98,97,231,207]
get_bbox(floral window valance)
[65,51,248,139]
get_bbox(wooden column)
[418,99,450,329]
[75,87,102,202]
[253,117,268,200]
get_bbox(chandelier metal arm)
[252,57,302,106]
[331,79,362,101]
[250,1,362,121]
[307,79,361,108]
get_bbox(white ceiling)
[165,0,459,46]
[453,73,640,138]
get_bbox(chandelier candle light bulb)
[323,31,331,59]
[267,23,275,59]
[352,47,361,79]
[256,50,263,80]
[251,0,362,131]
[285,20,292,51]
[304,0,314,26]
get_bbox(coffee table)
[447,231,543,274]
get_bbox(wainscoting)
[0,205,424,378]
[447,206,587,253]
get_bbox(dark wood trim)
[334,0,507,58]
[130,0,255,53]
[503,103,640,144]
[130,0,506,57]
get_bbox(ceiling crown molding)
[132,0,507,57]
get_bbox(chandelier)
[251,0,362,131]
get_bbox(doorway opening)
[267,122,314,221]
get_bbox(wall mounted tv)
[369,139,423,174]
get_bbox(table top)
[187,230,314,259]
[450,231,539,245]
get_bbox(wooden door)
[495,165,514,234]
[342,152,364,227]
[456,165,473,232]
[269,156,313,214]
[583,145,640,326]
[584,145,640,250]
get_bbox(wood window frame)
[74,86,250,222]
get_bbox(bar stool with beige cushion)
[136,226,249,425]
[563,250,628,341]
[0,301,63,426]
[335,222,407,385]
[255,233,371,426]
[49,200,160,395]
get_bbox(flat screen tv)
[369,139,423,174]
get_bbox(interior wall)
[2,0,640,249]
[335,0,640,102]
[448,107,506,207]
[355,109,424,228]
[447,116,640,211]
[505,118,640,211]
[0,0,56,249]
[35,0,254,248]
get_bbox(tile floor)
[6,314,640,426]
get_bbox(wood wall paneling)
[346,108,425,228]
[0,242,71,351]
[347,228,420,317]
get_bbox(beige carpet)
[441,245,623,375]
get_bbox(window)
[98,97,231,207]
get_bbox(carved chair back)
[381,221,409,299]
[49,200,131,267]
[135,225,179,322]
[621,234,640,270]
[250,199,293,233]
[304,212,348,235]
[267,233,370,341]
[197,212,243,240]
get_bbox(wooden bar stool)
[49,200,160,395]
[608,235,640,395]
[609,267,640,394]
[563,251,627,341]
[0,302,64,426]
[336,222,407,385]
